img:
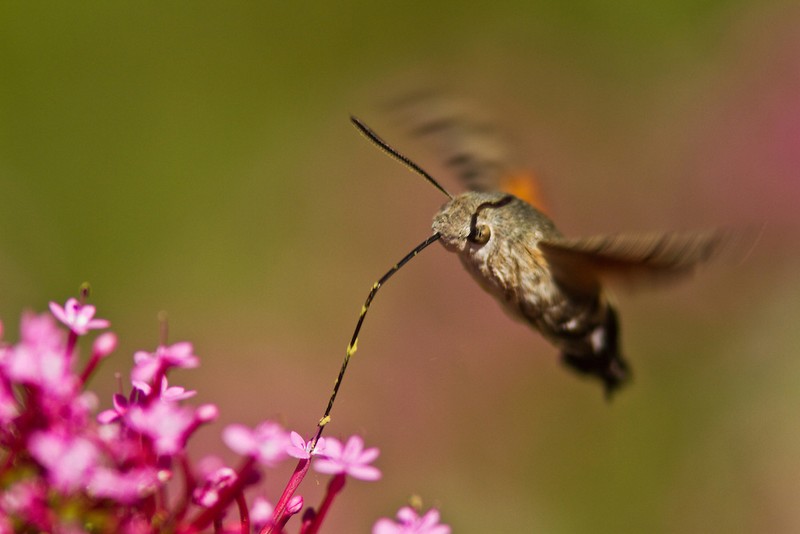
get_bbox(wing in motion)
[538,231,727,298]
[389,92,548,210]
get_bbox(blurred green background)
[2,1,799,532]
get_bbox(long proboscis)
[313,233,442,442]
[350,116,453,200]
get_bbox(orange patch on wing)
[500,170,549,214]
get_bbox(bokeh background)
[2,2,799,532]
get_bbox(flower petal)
[346,464,381,481]
[222,424,257,456]
[313,458,344,475]
[357,446,380,465]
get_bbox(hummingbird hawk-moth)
[316,102,725,430]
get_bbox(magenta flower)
[0,296,451,533]
[97,392,131,424]
[160,379,197,401]
[126,400,195,455]
[97,383,147,425]
[49,298,110,335]
[250,496,275,530]
[28,430,100,493]
[286,431,326,460]
[4,343,76,398]
[223,421,290,466]
[193,467,238,508]
[87,466,161,504]
[0,480,49,530]
[131,341,199,384]
[194,403,219,423]
[314,435,381,481]
[3,314,77,399]
[133,375,197,402]
[286,494,304,515]
[19,311,64,350]
[92,332,118,359]
[373,507,451,534]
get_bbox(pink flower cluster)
[0,296,450,533]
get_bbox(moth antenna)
[312,233,442,443]
[351,116,453,199]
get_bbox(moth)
[318,100,724,429]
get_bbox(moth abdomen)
[559,303,630,397]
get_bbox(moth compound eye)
[468,196,512,246]
[469,222,491,244]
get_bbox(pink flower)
[286,431,326,460]
[373,507,451,534]
[313,435,381,481]
[87,466,160,504]
[131,342,199,385]
[2,312,77,399]
[250,497,275,530]
[92,332,118,359]
[0,297,422,532]
[160,379,196,402]
[1,480,49,530]
[194,403,219,423]
[126,400,195,455]
[133,376,196,402]
[49,298,109,336]
[19,311,64,350]
[286,495,304,515]
[97,392,131,424]
[222,421,290,466]
[3,342,76,398]
[192,467,238,508]
[28,431,100,493]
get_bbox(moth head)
[432,192,514,252]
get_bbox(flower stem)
[264,458,310,534]
[186,457,255,532]
[305,473,346,534]
[65,330,78,361]
[78,354,100,385]
[172,452,197,522]
[235,491,250,534]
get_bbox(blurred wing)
[538,231,726,297]
[391,93,508,191]
[390,93,547,209]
